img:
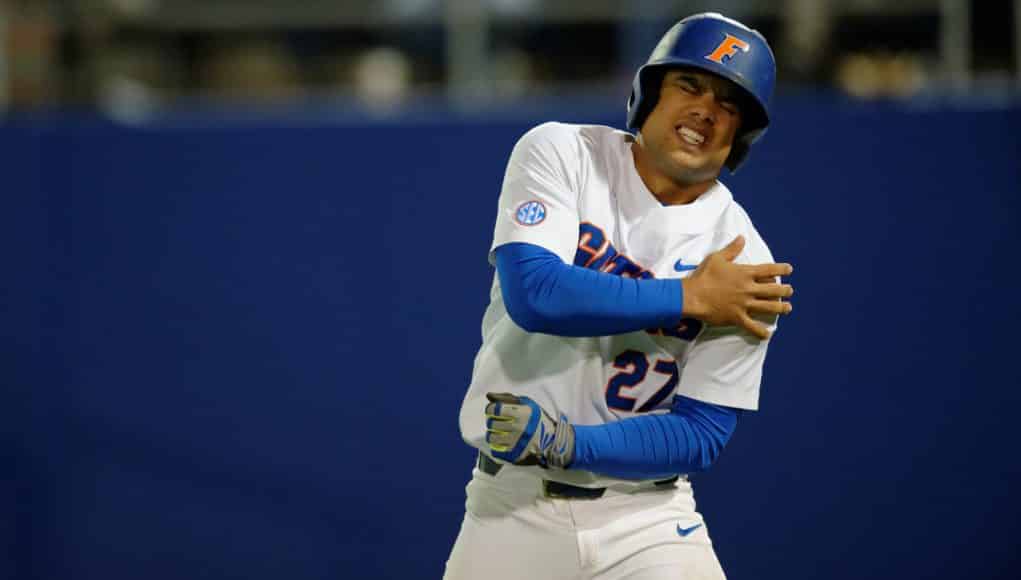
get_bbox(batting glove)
[485,392,574,469]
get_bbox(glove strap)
[542,415,575,469]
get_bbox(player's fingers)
[718,235,745,261]
[746,263,793,278]
[486,417,512,438]
[486,392,520,404]
[487,429,510,447]
[737,312,771,340]
[751,282,794,299]
[485,413,514,422]
[747,299,793,316]
[494,433,520,449]
[486,430,513,446]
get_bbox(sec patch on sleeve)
[515,200,547,226]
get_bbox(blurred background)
[3,1,1020,579]
[2,0,1018,113]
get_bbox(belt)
[477,453,679,500]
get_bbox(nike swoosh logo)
[674,259,698,272]
[676,523,703,537]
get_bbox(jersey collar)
[620,138,733,234]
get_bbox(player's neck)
[630,142,714,206]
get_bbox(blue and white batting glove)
[485,392,574,469]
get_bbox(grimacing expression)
[639,68,744,184]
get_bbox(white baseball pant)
[444,462,726,580]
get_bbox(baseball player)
[445,13,791,580]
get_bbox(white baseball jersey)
[458,121,777,487]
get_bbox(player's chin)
[667,152,722,179]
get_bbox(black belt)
[477,453,678,500]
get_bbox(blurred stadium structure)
[0,0,1018,114]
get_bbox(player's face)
[638,68,743,185]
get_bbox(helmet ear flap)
[726,122,767,173]
[725,140,750,173]
[628,66,665,133]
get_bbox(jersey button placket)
[574,525,599,572]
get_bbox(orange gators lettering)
[705,33,750,64]
[573,222,701,341]
[576,229,609,268]
[574,223,652,279]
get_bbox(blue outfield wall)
[2,97,1020,579]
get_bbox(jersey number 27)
[606,317,703,412]
[605,350,678,413]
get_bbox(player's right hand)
[485,393,575,469]
[680,235,794,340]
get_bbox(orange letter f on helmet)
[705,34,751,64]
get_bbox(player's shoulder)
[716,184,774,263]
[518,121,623,142]
[513,122,628,162]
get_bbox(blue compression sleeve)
[494,242,682,336]
[570,396,740,480]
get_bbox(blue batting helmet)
[626,13,776,172]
